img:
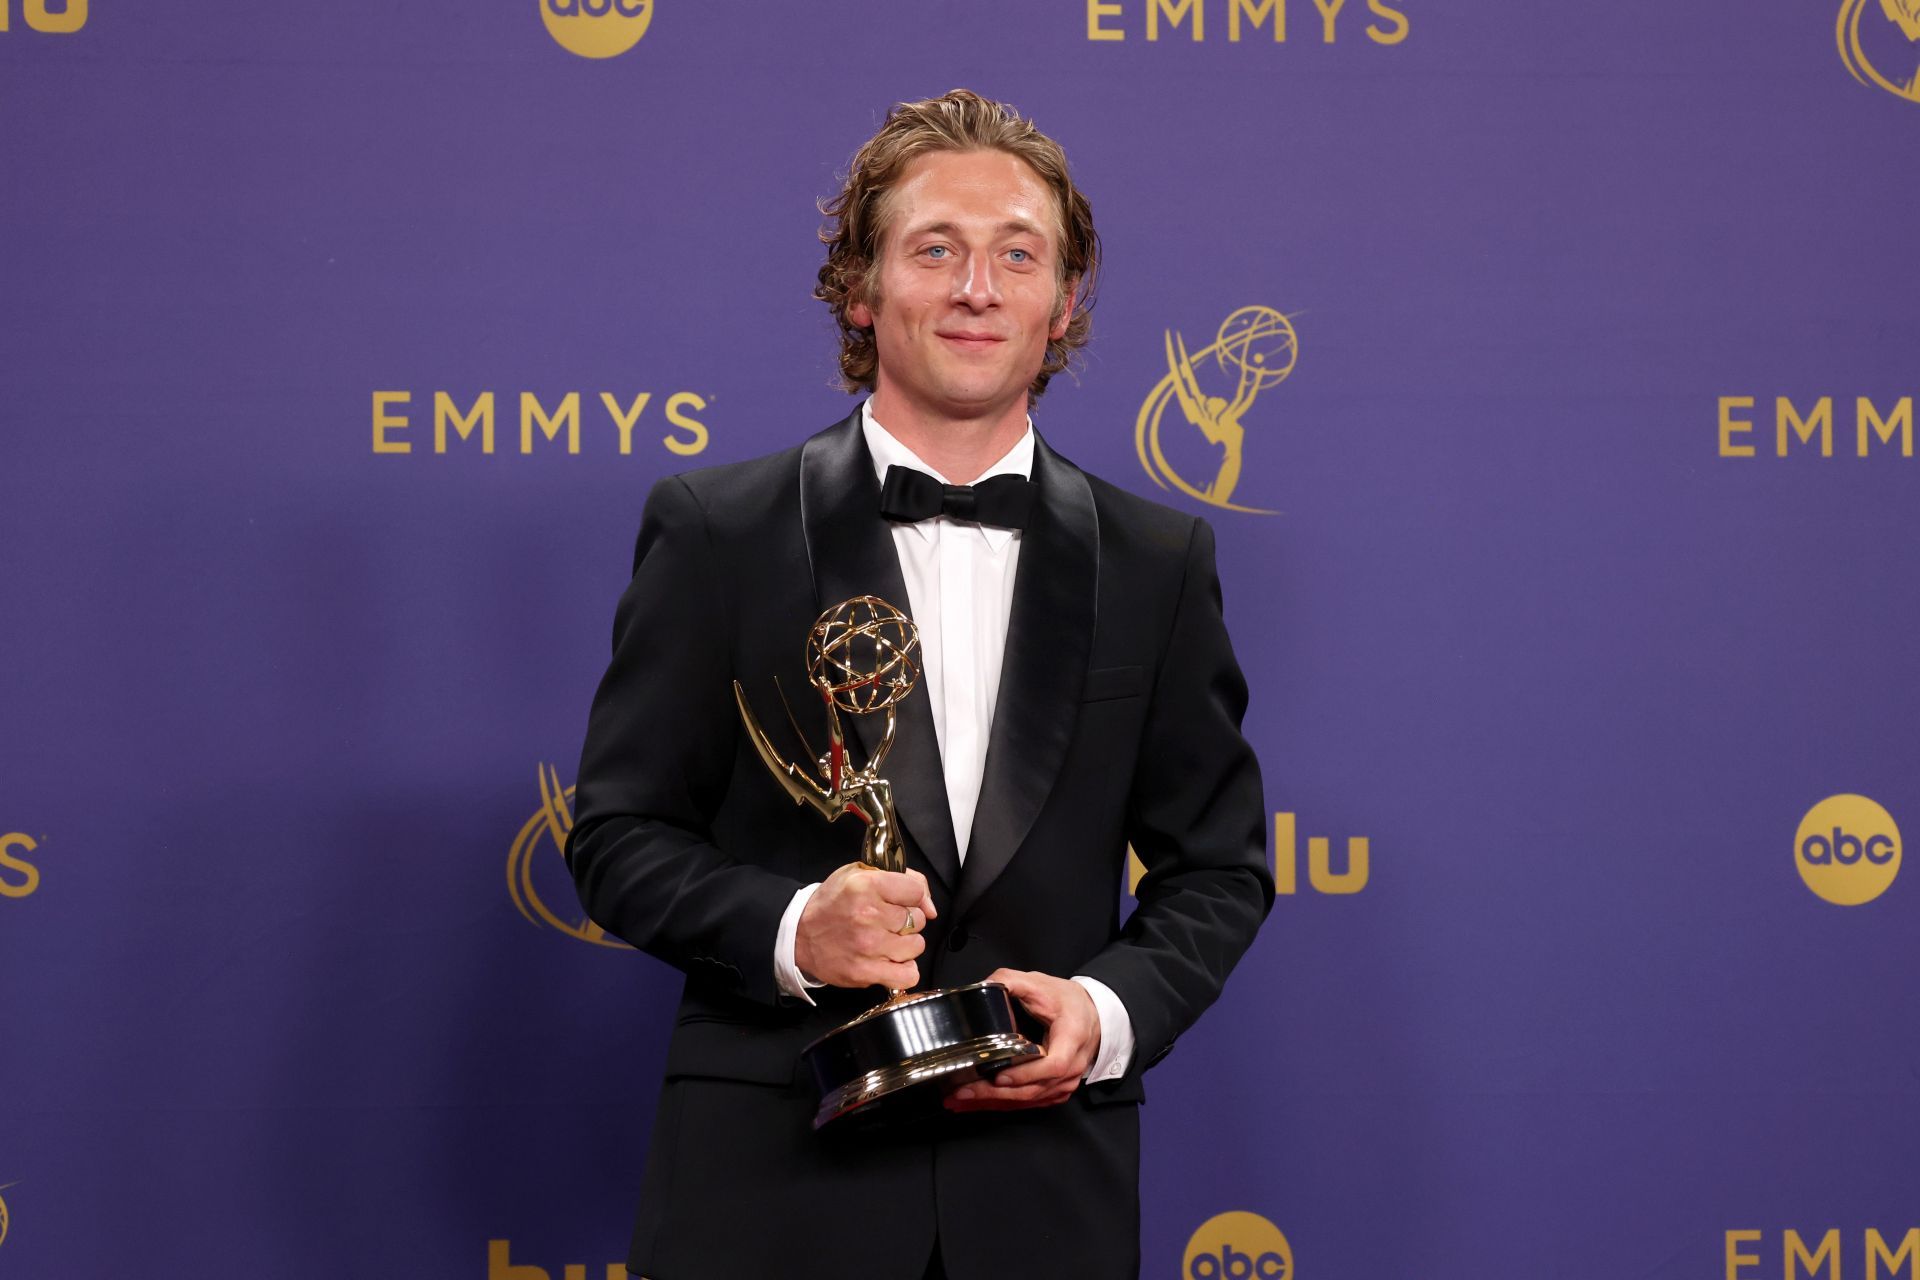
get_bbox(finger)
[855,923,920,959]
[903,868,937,919]
[948,1098,1061,1113]
[876,930,926,964]
[946,1094,1046,1112]
[945,1080,1077,1110]
[988,970,1056,1020]
[871,870,931,908]
[989,1051,1083,1089]
[965,1082,1080,1111]
[868,903,918,936]
[826,861,869,885]
[863,959,919,990]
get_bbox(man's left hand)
[943,968,1099,1112]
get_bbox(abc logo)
[1183,1211,1293,1279]
[540,0,651,59]
[1795,794,1901,906]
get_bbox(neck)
[866,387,1029,485]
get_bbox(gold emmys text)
[371,391,709,458]
[1724,1228,1919,1280]
[1086,0,1408,43]
[0,834,42,900]
[1718,396,1914,458]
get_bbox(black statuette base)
[801,981,1044,1129]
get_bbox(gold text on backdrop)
[0,834,42,900]
[371,391,708,458]
[1725,1228,1919,1279]
[0,1,88,34]
[1717,396,1914,458]
[487,1239,623,1279]
[1087,0,1407,44]
[1126,813,1367,896]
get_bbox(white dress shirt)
[770,401,1135,1084]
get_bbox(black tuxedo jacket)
[567,409,1271,1280]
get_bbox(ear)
[1049,278,1080,343]
[848,293,874,331]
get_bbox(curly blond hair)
[814,89,1100,400]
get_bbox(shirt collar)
[861,400,1032,549]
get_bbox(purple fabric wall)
[3,2,1916,1276]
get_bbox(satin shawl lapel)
[798,411,962,894]
[954,431,1099,920]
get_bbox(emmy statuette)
[733,595,1043,1129]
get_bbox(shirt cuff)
[1070,974,1135,1083]
[774,882,827,1003]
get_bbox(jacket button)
[947,927,970,952]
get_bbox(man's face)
[848,149,1075,423]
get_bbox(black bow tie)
[877,466,1034,532]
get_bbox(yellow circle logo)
[1795,794,1901,906]
[540,0,652,59]
[1183,1211,1293,1279]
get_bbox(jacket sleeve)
[565,475,803,1007]
[1075,515,1274,1085]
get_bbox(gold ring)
[897,907,919,936]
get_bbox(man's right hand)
[794,863,937,990]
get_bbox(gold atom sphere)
[1215,305,1298,389]
[806,595,921,715]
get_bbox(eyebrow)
[904,219,1049,241]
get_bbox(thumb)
[988,968,1046,1011]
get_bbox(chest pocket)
[1081,664,1146,702]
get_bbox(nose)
[951,252,1002,310]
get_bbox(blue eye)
[926,245,950,259]
[1008,249,1029,263]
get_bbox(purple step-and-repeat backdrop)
[3,3,1918,1277]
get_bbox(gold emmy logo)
[541,0,651,59]
[506,764,625,949]
[1137,305,1297,515]
[0,0,88,34]
[1839,0,1920,101]
[0,1182,14,1250]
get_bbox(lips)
[938,332,1005,347]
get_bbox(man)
[567,89,1271,1280]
